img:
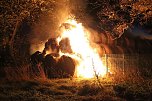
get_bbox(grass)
[0,56,152,101]
[0,76,152,101]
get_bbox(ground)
[0,77,152,101]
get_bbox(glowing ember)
[58,18,107,78]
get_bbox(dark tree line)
[0,0,60,67]
[85,0,152,39]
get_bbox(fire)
[57,18,107,78]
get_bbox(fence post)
[123,54,125,75]
[107,54,108,74]
[137,54,139,74]
[105,54,108,74]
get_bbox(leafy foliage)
[85,0,152,39]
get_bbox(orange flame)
[58,19,107,78]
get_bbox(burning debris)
[31,18,107,79]
[30,51,75,78]
[42,38,59,57]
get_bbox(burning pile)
[31,18,107,79]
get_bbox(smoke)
[128,27,152,40]
[30,0,69,54]
[30,0,87,54]
[68,0,104,51]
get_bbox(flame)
[58,18,107,78]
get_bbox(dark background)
[0,0,152,67]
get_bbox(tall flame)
[58,19,107,78]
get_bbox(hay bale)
[56,55,75,78]
[43,54,57,78]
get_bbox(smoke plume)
[30,0,87,54]
[128,27,152,40]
